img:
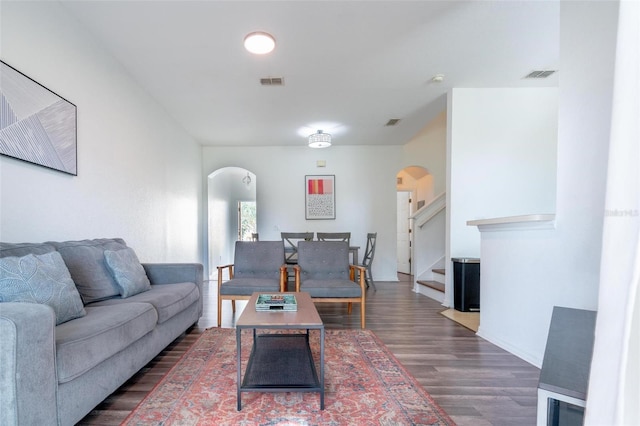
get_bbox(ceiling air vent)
[385,118,401,126]
[260,77,284,86]
[524,70,557,79]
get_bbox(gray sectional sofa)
[0,238,203,426]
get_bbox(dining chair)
[361,233,377,290]
[294,241,366,329]
[217,241,287,327]
[316,232,354,263]
[316,232,350,245]
[281,232,314,265]
[281,232,314,287]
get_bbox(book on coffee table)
[255,294,297,311]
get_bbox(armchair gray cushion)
[220,278,284,295]
[220,241,285,294]
[300,279,362,298]
[232,241,285,280]
[297,241,362,297]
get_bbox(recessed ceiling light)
[244,32,275,55]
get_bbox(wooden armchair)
[217,241,287,326]
[294,241,366,329]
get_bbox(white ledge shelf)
[467,214,556,232]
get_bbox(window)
[238,201,256,241]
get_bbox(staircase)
[417,268,445,294]
[410,192,447,304]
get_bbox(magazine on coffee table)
[255,294,298,311]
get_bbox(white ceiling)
[60,0,560,147]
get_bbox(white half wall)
[0,2,202,262]
[202,145,403,281]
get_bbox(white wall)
[474,2,618,366]
[448,88,559,258]
[0,2,202,262]
[202,145,403,281]
[402,110,447,198]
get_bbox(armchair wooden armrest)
[279,265,288,292]
[349,264,367,291]
[217,264,235,286]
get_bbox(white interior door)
[397,191,411,274]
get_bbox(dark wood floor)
[79,274,540,425]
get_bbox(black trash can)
[452,258,480,312]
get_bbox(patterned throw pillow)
[0,251,86,325]
[104,247,151,298]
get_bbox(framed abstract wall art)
[305,175,335,220]
[0,60,77,175]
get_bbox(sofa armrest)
[0,303,58,426]
[142,263,204,317]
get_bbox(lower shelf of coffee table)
[241,333,320,390]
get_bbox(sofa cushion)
[104,247,151,298]
[0,252,86,325]
[55,303,157,383]
[48,239,127,303]
[0,242,57,258]
[90,283,199,324]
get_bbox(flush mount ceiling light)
[308,130,332,148]
[243,32,275,55]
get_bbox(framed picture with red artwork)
[305,175,335,220]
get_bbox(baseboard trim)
[476,326,542,368]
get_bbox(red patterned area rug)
[123,328,455,425]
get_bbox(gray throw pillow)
[104,247,151,298]
[50,239,127,303]
[0,251,86,325]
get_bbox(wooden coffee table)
[235,291,325,410]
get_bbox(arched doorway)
[207,167,256,278]
[396,166,432,276]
